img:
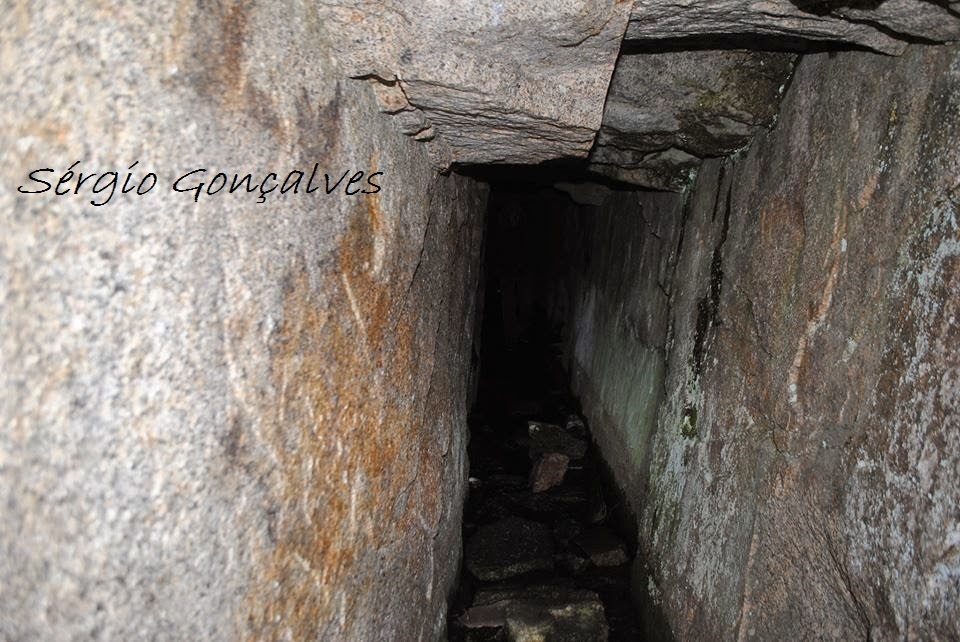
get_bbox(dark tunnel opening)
[446,178,676,641]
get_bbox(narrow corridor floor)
[448,337,641,641]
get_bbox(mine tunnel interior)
[5,2,960,640]
[447,172,683,640]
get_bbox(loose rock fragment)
[460,600,512,629]
[465,517,555,581]
[469,585,609,641]
[529,453,570,493]
[502,588,609,642]
[528,421,588,460]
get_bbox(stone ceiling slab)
[589,50,797,190]
[319,1,632,166]
[626,0,960,54]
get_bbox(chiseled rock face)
[1,3,485,640]
[319,0,632,166]
[642,45,960,640]
[588,50,796,189]
[627,0,960,54]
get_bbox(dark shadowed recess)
[619,34,876,54]
[446,177,676,641]
[454,160,654,193]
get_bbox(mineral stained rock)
[1,3,487,640]
[545,44,960,640]
[639,44,960,641]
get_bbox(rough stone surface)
[529,453,571,493]
[6,3,960,641]
[637,44,960,640]
[588,50,797,190]
[494,42,960,640]
[316,1,956,175]
[1,3,486,640]
[465,517,555,582]
[626,0,960,54]
[466,585,608,642]
[558,189,685,513]
[544,45,960,639]
[319,0,632,166]
[528,421,588,460]
[505,592,608,642]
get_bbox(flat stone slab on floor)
[505,589,608,642]
[465,517,555,582]
[504,486,588,518]
[573,526,629,568]
[463,585,609,642]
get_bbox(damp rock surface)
[633,44,960,641]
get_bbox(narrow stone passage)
[447,309,641,640]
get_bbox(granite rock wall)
[4,2,960,640]
[548,44,960,640]
[1,3,486,640]
[640,43,960,641]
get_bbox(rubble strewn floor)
[448,329,641,641]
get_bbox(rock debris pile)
[449,345,638,641]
